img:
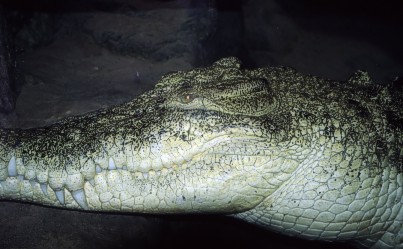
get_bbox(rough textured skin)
[0,58,402,248]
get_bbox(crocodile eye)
[179,94,197,104]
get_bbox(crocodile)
[0,57,402,248]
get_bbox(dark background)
[0,0,402,248]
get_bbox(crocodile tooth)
[142,172,149,179]
[72,189,88,210]
[55,189,65,205]
[88,179,95,186]
[7,156,17,177]
[95,165,102,173]
[108,158,117,170]
[40,183,48,196]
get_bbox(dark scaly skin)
[0,58,402,248]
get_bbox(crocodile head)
[1,57,290,214]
